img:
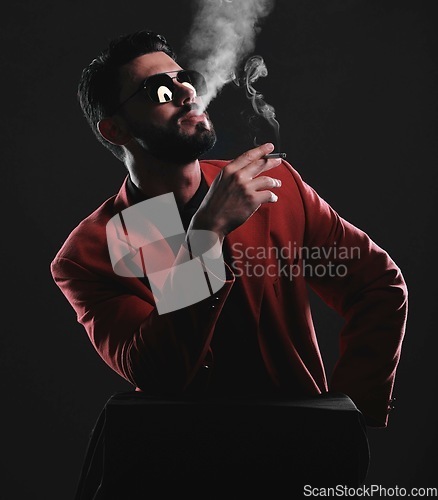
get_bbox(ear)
[97,117,131,146]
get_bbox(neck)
[126,152,202,207]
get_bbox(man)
[51,30,408,429]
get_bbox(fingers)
[250,175,282,192]
[222,143,284,208]
[250,175,282,205]
[254,156,283,176]
[232,143,275,168]
[250,188,279,207]
[228,143,283,179]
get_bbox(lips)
[179,110,207,124]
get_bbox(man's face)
[117,51,216,163]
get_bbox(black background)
[2,0,437,497]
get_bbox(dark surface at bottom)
[76,392,370,499]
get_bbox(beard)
[127,106,217,163]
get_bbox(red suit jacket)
[51,159,408,427]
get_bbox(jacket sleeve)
[287,164,408,427]
[51,241,234,397]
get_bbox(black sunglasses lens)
[177,70,208,97]
[145,74,175,103]
[144,70,208,103]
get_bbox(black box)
[76,392,370,499]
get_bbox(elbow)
[392,263,408,312]
[382,263,409,337]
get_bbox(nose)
[172,80,197,106]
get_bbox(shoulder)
[51,194,119,270]
[52,175,133,267]
[199,159,229,184]
[200,159,230,170]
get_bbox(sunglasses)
[116,69,208,110]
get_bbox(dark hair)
[77,30,177,161]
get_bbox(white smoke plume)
[182,0,276,111]
[235,54,281,150]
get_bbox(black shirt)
[126,174,274,398]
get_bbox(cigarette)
[263,152,287,159]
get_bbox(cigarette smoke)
[234,54,281,150]
[182,0,276,111]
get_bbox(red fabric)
[51,160,407,427]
